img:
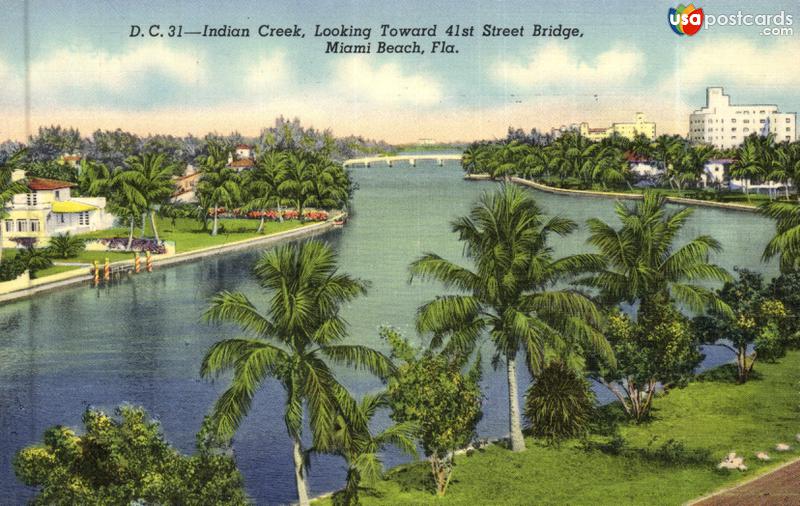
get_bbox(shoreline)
[464,174,760,213]
[0,218,340,304]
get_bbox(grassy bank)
[316,352,800,506]
[78,216,306,253]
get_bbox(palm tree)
[410,184,611,452]
[200,241,394,506]
[652,135,685,189]
[771,141,800,201]
[278,152,315,217]
[731,133,776,200]
[197,145,241,236]
[582,191,731,317]
[323,392,417,506]
[548,133,601,185]
[241,152,284,233]
[307,157,349,211]
[102,167,148,250]
[124,153,175,241]
[760,199,800,272]
[0,149,29,264]
[673,144,714,190]
[47,232,86,259]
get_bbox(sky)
[0,0,798,143]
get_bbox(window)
[731,119,736,123]
[731,128,737,132]
[26,192,37,206]
[17,220,27,232]
[58,214,65,224]
[54,190,60,200]
[79,212,89,226]
[29,220,39,232]
[743,119,750,124]
[760,110,766,114]
[760,119,766,124]
[744,128,750,133]
[4,220,12,233]
[787,118,792,123]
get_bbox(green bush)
[47,232,86,259]
[524,361,595,444]
[0,257,26,281]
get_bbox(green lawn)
[316,352,800,506]
[77,217,307,253]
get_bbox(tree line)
[463,131,800,199]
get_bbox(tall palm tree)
[98,167,148,250]
[197,145,241,236]
[0,149,29,263]
[652,135,685,189]
[673,144,714,190]
[124,153,175,241]
[410,184,611,452]
[731,133,776,200]
[760,199,800,272]
[278,152,315,217]
[242,152,284,233]
[323,392,417,506]
[548,133,601,184]
[201,241,394,506]
[771,141,800,201]
[582,191,731,317]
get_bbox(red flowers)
[237,209,329,221]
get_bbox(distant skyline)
[0,0,798,143]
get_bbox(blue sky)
[0,0,798,142]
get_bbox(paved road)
[695,459,800,505]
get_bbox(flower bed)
[210,209,329,222]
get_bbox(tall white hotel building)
[689,87,796,149]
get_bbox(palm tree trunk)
[141,212,147,237]
[127,217,135,250]
[212,203,219,236]
[0,223,4,264]
[277,203,284,223]
[292,437,310,506]
[257,214,265,234]
[149,210,160,242]
[506,356,525,452]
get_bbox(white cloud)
[29,43,206,95]
[246,51,290,92]
[333,58,444,106]
[670,37,800,87]
[493,43,645,88]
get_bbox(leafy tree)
[27,125,84,162]
[592,303,702,421]
[24,159,79,182]
[14,405,246,505]
[0,148,29,264]
[383,327,482,497]
[201,241,393,506]
[47,232,86,259]
[524,360,595,443]
[410,184,611,452]
[767,269,800,334]
[693,268,789,383]
[324,390,417,506]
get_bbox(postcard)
[1,1,799,504]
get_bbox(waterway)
[0,162,778,504]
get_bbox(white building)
[2,171,115,248]
[689,87,796,149]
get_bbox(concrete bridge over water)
[342,154,462,167]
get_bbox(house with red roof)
[2,170,115,248]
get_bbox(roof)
[228,159,254,168]
[235,144,251,149]
[52,201,97,213]
[28,177,75,190]
[62,155,82,161]
[624,151,653,163]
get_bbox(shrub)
[0,257,26,281]
[15,247,53,278]
[524,361,595,444]
[47,232,86,259]
[14,405,247,505]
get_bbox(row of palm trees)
[463,132,800,197]
[200,184,736,505]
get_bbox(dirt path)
[694,459,800,505]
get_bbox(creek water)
[0,162,778,504]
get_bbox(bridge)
[342,154,462,168]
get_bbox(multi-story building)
[1,171,115,248]
[689,87,797,149]
[579,113,656,142]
